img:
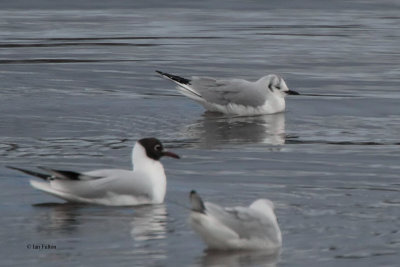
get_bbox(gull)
[156,70,299,116]
[7,138,180,206]
[189,190,282,251]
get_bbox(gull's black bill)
[286,90,300,95]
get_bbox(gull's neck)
[131,141,166,204]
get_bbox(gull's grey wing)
[205,202,279,242]
[84,169,153,198]
[190,77,267,107]
[49,169,153,201]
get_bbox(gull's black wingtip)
[155,70,191,85]
[189,190,206,213]
[6,165,50,180]
[6,165,27,172]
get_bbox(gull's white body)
[190,198,282,252]
[200,95,285,116]
[158,71,293,116]
[30,142,167,206]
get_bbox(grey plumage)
[189,77,267,106]
[157,70,267,107]
[204,202,280,243]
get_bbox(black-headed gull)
[189,191,282,251]
[7,138,180,206]
[156,70,299,116]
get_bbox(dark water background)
[1,0,400,266]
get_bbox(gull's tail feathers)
[30,180,89,203]
[156,70,203,101]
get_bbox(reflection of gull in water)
[130,204,167,242]
[130,205,168,263]
[182,112,285,148]
[201,250,280,267]
[32,203,83,233]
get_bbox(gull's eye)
[154,144,162,151]
[276,85,281,90]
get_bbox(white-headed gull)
[189,190,282,251]
[156,70,299,116]
[7,138,180,206]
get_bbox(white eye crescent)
[154,144,162,151]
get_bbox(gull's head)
[136,137,180,161]
[263,74,299,97]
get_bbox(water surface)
[1,1,400,266]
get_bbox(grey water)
[1,0,400,266]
